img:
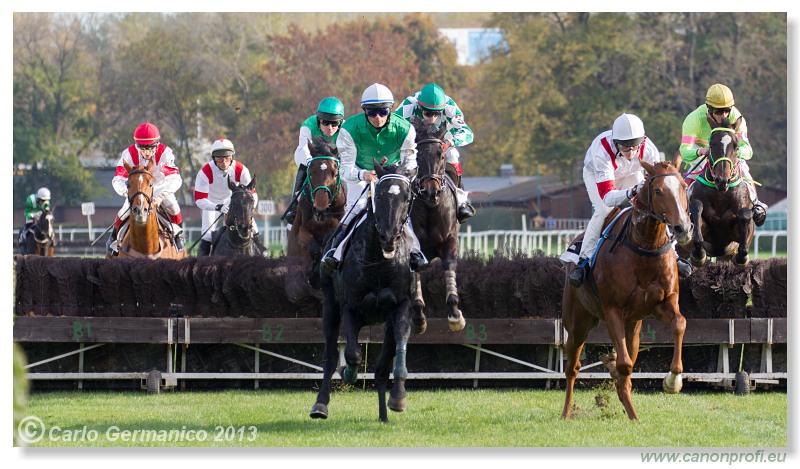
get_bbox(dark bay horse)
[310,161,415,423]
[287,137,346,291]
[686,117,754,267]
[562,157,692,420]
[210,176,264,257]
[115,160,186,260]
[20,207,56,256]
[409,117,465,333]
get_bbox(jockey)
[320,82,428,274]
[18,187,51,248]
[394,83,476,223]
[283,96,345,225]
[568,113,692,288]
[193,138,260,256]
[107,122,185,256]
[680,83,767,226]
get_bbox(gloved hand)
[627,180,645,200]
[215,200,231,214]
[152,194,164,206]
[442,139,454,153]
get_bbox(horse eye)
[654,188,663,196]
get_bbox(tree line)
[13,12,786,210]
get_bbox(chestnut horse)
[562,157,692,420]
[287,136,346,292]
[409,117,465,333]
[685,117,754,267]
[20,207,56,256]
[116,160,186,260]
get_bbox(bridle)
[370,173,414,229]
[127,168,155,213]
[32,210,55,245]
[225,189,255,243]
[305,156,343,211]
[698,127,742,189]
[413,138,446,198]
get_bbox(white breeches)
[579,167,643,259]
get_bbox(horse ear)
[332,146,339,158]
[640,159,655,175]
[672,152,682,171]
[227,175,237,191]
[374,158,386,178]
[247,175,256,192]
[307,140,315,157]
[124,160,133,174]
[733,115,743,132]
[146,157,155,171]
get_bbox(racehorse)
[561,156,692,420]
[686,117,754,267]
[409,117,465,333]
[310,161,415,423]
[287,136,346,289]
[210,176,264,257]
[20,207,56,256]
[115,159,186,260]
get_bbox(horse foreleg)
[388,299,412,416]
[733,207,754,267]
[689,199,707,267]
[374,323,397,423]
[604,309,638,420]
[655,296,686,394]
[445,269,465,331]
[339,307,363,385]
[411,273,427,334]
[310,289,342,419]
[561,286,598,419]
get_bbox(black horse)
[684,117,754,267]
[210,176,265,257]
[409,117,465,333]
[310,161,416,423]
[19,207,56,256]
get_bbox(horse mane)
[410,115,446,141]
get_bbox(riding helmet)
[418,83,446,111]
[133,122,160,145]
[36,187,51,200]
[705,83,735,109]
[611,113,645,148]
[316,97,345,123]
[360,83,394,110]
[211,138,236,158]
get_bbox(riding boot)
[445,163,476,223]
[321,225,347,275]
[409,251,429,272]
[174,223,186,251]
[283,164,308,225]
[753,199,768,227]
[568,257,588,288]
[106,226,119,257]
[677,258,692,279]
[197,239,212,257]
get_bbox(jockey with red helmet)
[566,113,691,288]
[193,138,260,256]
[107,122,185,255]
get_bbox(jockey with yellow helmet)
[107,122,185,255]
[395,83,476,222]
[680,83,767,226]
[567,113,692,288]
[320,83,428,274]
[283,97,346,225]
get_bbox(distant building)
[439,28,506,66]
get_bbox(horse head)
[124,159,156,225]
[372,159,413,259]
[411,115,448,205]
[707,116,742,192]
[638,156,693,245]
[34,206,55,243]
[226,175,257,240]
[306,136,342,221]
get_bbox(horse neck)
[627,206,669,251]
[128,214,160,254]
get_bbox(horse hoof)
[309,403,328,419]
[690,254,707,267]
[448,311,466,332]
[388,395,407,413]
[663,373,683,394]
[734,256,749,268]
[338,365,358,384]
[411,317,427,335]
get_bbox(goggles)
[136,143,159,151]
[320,120,341,128]
[422,109,443,118]
[711,107,732,115]
[365,108,390,118]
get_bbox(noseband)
[634,172,685,225]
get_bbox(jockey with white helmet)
[107,122,184,255]
[283,96,346,225]
[193,138,260,256]
[567,113,691,288]
[320,82,428,274]
[395,83,476,222]
[18,187,52,251]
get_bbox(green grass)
[21,388,786,448]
